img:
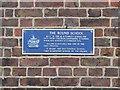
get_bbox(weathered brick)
[15,9,42,17]
[28,68,41,76]
[51,78,79,86]
[116,48,120,56]
[2,2,18,7]
[74,68,87,76]
[2,19,18,26]
[65,18,79,26]
[20,58,48,66]
[112,78,120,87]
[20,19,32,27]
[5,9,13,17]
[12,89,26,90]
[59,9,86,17]
[57,88,72,90]
[80,2,108,7]
[27,89,41,90]
[2,58,18,66]
[89,68,103,76]
[95,38,110,47]
[35,2,63,7]
[113,58,120,66]
[44,9,57,17]
[88,9,101,17]
[103,9,119,17]
[4,68,11,76]
[95,29,103,37]
[105,68,118,76]
[0,48,3,57]
[65,1,79,7]
[12,48,22,57]
[112,39,120,47]
[101,48,114,56]
[59,68,72,76]
[4,49,11,57]
[2,38,18,47]
[81,58,110,66]
[12,68,26,76]
[35,18,63,26]
[80,19,109,27]
[43,68,57,76]
[20,78,49,86]
[6,28,13,36]
[42,88,55,90]
[2,78,18,86]
[20,2,34,7]
[111,2,120,7]
[73,88,87,90]
[104,28,119,37]
[14,28,22,36]
[50,58,79,66]
[81,78,110,86]
[111,19,119,27]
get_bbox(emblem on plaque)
[28,35,40,48]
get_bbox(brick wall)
[0,0,120,89]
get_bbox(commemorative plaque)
[22,29,94,55]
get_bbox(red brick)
[111,2,120,7]
[95,29,103,37]
[65,1,79,7]
[12,68,26,76]
[2,38,18,47]
[59,9,86,17]
[88,9,101,17]
[2,78,18,86]
[80,19,109,27]
[20,19,32,27]
[81,58,110,66]
[20,2,34,7]
[2,2,18,7]
[2,19,18,26]
[14,29,22,36]
[111,19,118,27]
[65,18,79,26]
[50,58,79,66]
[20,78,49,86]
[104,28,119,37]
[44,9,57,17]
[12,48,22,57]
[74,68,87,76]
[35,18,63,26]
[5,9,13,17]
[15,9,42,17]
[112,39,120,47]
[59,68,72,76]
[113,58,120,66]
[80,2,109,7]
[4,49,11,57]
[105,68,118,76]
[89,68,103,76]
[35,2,63,7]
[20,58,48,66]
[101,48,114,56]
[103,9,118,17]
[95,38,110,47]
[112,78,120,87]
[51,78,79,86]
[28,68,41,76]
[2,58,18,66]
[81,78,110,86]
[43,68,57,76]
[116,48,120,56]
[4,68,11,76]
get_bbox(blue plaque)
[22,29,94,55]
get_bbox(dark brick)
[42,88,56,90]
[89,68,103,76]
[51,78,79,86]
[20,2,34,7]
[65,1,79,7]
[59,9,86,17]
[35,18,63,26]
[0,48,3,57]
[88,9,101,17]
[20,19,32,27]
[12,48,22,57]
[95,38,110,47]
[28,68,41,76]
[95,29,103,37]
[2,19,18,26]
[50,58,79,66]
[116,48,120,56]
[15,9,42,17]
[20,58,48,66]
[81,58,110,66]
[103,9,119,17]
[73,88,87,90]
[2,2,18,7]
[80,19,109,27]
[12,68,26,76]
[5,9,13,17]
[74,68,87,76]
[112,39,120,47]
[6,28,13,36]
[81,78,110,86]
[59,68,72,76]
[112,78,120,87]
[111,19,119,27]
[4,68,11,76]
[44,9,57,17]
[12,88,26,90]
[2,78,18,86]
[4,49,11,57]
[101,48,114,56]
[20,78,49,86]
[2,58,18,66]
[43,68,57,76]
[65,18,79,26]
[113,58,120,66]
[105,68,118,76]
[57,88,72,90]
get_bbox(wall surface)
[0,0,120,89]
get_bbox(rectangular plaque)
[22,29,94,55]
